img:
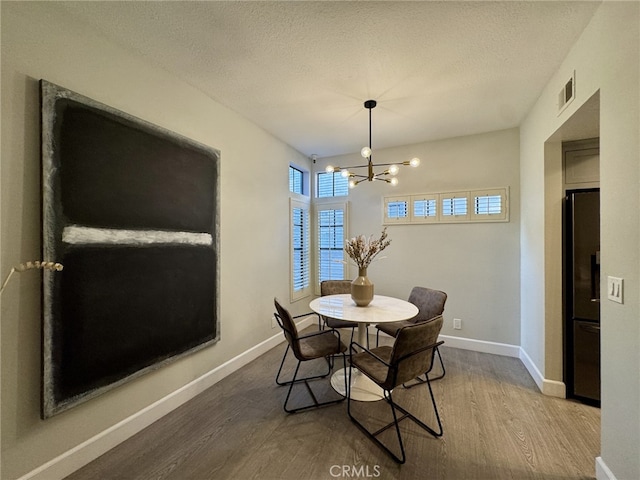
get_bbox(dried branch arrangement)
[344,227,391,269]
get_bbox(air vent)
[558,71,575,114]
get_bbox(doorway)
[562,139,600,406]
[543,91,600,400]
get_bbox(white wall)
[1,3,309,479]
[520,2,639,479]
[317,128,521,346]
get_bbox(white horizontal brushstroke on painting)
[62,226,212,246]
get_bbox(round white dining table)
[309,294,418,401]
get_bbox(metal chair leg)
[347,367,405,462]
[433,346,446,380]
[275,344,291,385]
[348,370,443,463]
[282,353,347,413]
[390,380,443,438]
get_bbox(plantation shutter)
[290,198,311,300]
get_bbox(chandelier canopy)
[326,100,420,188]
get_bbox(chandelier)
[326,100,420,188]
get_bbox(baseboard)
[19,315,315,480]
[437,335,566,398]
[519,347,566,398]
[541,379,566,398]
[596,457,618,480]
[438,334,521,358]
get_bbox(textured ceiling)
[58,1,601,158]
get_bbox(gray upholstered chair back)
[408,287,447,323]
[320,280,352,296]
[274,298,302,359]
[386,315,444,389]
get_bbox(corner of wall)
[519,346,566,398]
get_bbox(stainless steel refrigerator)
[565,189,600,405]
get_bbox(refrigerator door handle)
[579,323,601,334]
[590,250,601,303]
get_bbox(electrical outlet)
[271,316,278,329]
[453,318,462,330]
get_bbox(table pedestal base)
[331,367,386,402]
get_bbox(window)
[383,187,509,225]
[316,202,348,288]
[441,194,469,221]
[475,195,501,215]
[471,188,508,221]
[290,198,311,301]
[384,196,408,223]
[388,201,408,219]
[317,172,349,198]
[414,199,436,218]
[289,166,304,194]
[411,195,438,223]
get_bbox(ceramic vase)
[351,267,374,307]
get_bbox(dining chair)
[273,298,348,413]
[320,280,363,346]
[347,316,444,464]
[375,286,447,383]
[274,296,325,392]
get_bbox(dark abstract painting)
[40,80,220,418]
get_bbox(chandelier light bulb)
[325,165,335,173]
[361,146,372,158]
[388,164,400,176]
[349,179,357,188]
[410,157,421,167]
[390,177,399,186]
[341,169,350,178]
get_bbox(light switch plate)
[607,276,623,304]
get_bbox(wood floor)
[66,332,600,480]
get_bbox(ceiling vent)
[558,71,575,114]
